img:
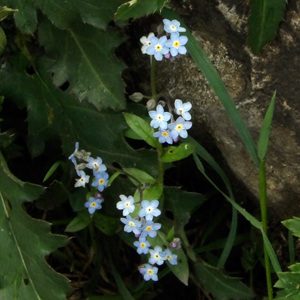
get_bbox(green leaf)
[0,151,70,299]
[162,9,260,167]
[161,143,195,162]
[193,260,255,300]
[65,211,92,232]
[93,213,120,236]
[257,91,276,160]
[0,26,6,56]
[36,0,124,30]
[248,0,286,53]
[39,19,126,110]
[115,0,168,20]
[0,58,158,175]
[123,167,156,186]
[274,263,300,300]
[123,113,161,149]
[282,217,300,238]
[2,0,36,34]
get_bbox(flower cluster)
[116,195,178,281]
[69,142,109,214]
[140,19,188,61]
[149,99,192,144]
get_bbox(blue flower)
[139,264,158,281]
[163,249,178,265]
[149,246,166,265]
[153,129,174,144]
[149,105,171,130]
[168,116,192,139]
[74,170,90,188]
[68,142,79,166]
[163,19,186,33]
[146,36,169,61]
[140,32,155,54]
[174,99,192,120]
[133,238,151,254]
[165,32,188,57]
[86,156,107,174]
[140,221,161,238]
[116,195,135,216]
[121,215,142,235]
[91,171,109,192]
[85,197,102,214]
[139,200,161,221]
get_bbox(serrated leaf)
[36,0,124,30]
[0,58,158,176]
[161,143,195,162]
[274,263,300,299]
[248,0,286,53]
[282,217,300,238]
[123,113,161,149]
[193,260,255,300]
[2,0,37,34]
[0,151,70,299]
[39,19,126,110]
[115,0,168,20]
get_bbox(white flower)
[140,32,155,54]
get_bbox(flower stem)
[259,159,273,300]
[150,56,157,100]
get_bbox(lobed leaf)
[248,0,286,53]
[0,151,70,299]
[39,19,126,110]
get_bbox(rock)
[124,0,300,220]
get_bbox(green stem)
[259,159,273,300]
[150,56,157,100]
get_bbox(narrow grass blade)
[162,9,259,167]
[257,91,276,161]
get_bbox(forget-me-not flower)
[86,156,107,174]
[168,116,192,139]
[69,142,79,166]
[140,32,155,54]
[116,195,135,216]
[149,246,166,265]
[121,215,142,235]
[140,220,161,238]
[149,105,171,130]
[85,197,102,214]
[163,19,186,33]
[146,36,169,61]
[74,170,90,188]
[174,99,192,120]
[139,264,158,281]
[165,32,188,57]
[133,238,151,254]
[91,171,109,192]
[139,200,161,221]
[163,249,178,265]
[153,129,174,144]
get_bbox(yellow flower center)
[146,226,152,231]
[156,114,163,121]
[175,124,183,131]
[91,202,97,207]
[129,221,135,227]
[99,178,105,185]
[147,269,153,275]
[155,44,162,51]
[141,243,146,248]
[173,41,180,48]
[166,255,172,260]
[162,131,169,137]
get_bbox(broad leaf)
[161,143,195,162]
[248,0,286,53]
[115,0,168,20]
[122,167,156,186]
[65,210,92,232]
[0,58,158,176]
[282,217,300,238]
[39,19,126,110]
[0,151,70,299]
[0,26,6,55]
[193,260,255,300]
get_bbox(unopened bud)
[146,99,156,110]
[129,92,144,102]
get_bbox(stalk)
[150,56,157,100]
[259,159,273,300]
